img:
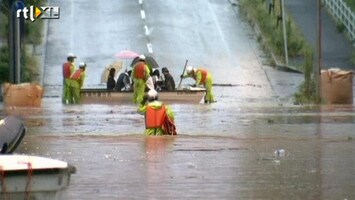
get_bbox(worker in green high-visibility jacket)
[131,55,150,105]
[181,66,216,104]
[67,62,86,104]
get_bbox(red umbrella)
[115,50,139,59]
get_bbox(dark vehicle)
[0,116,26,154]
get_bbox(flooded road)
[13,124,355,200]
[1,0,355,199]
[3,101,355,199]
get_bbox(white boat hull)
[0,155,76,200]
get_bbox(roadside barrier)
[324,0,355,42]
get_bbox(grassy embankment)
[239,0,318,104]
[344,0,355,13]
[0,0,44,83]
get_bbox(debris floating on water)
[274,149,285,157]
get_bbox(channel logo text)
[16,5,60,22]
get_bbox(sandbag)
[2,82,44,107]
[321,69,353,104]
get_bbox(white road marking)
[147,43,153,54]
[138,1,153,54]
[144,25,149,35]
[140,10,146,20]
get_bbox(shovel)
[177,59,188,90]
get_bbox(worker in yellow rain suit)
[138,89,176,136]
[62,53,77,104]
[131,55,150,105]
[68,62,87,104]
[181,66,216,104]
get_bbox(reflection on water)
[15,134,355,200]
[143,136,175,199]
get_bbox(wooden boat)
[0,155,76,200]
[0,116,26,154]
[80,87,206,104]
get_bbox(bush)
[0,46,10,82]
[286,18,304,57]
[336,22,346,33]
[351,50,355,65]
[25,20,43,44]
[344,0,355,13]
[0,0,45,83]
[294,49,320,104]
[294,80,319,104]
[21,50,39,82]
[0,13,8,38]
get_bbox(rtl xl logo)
[16,6,60,22]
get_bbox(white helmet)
[186,66,194,74]
[67,53,76,59]
[79,62,86,68]
[147,89,158,100]
[139,54,146,61]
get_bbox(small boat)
[0,116,26,154]
[0,155,76,200]
[80,87,206,104]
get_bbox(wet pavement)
[1,0,355,199]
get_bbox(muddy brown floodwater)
[2,0,354,198]
[3,98,355,200]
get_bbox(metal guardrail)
[323,0,355,42]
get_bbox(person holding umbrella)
[115,50,140,69]
[180,66,216,104]
[131,55,151,105]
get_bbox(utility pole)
[9,2,15,83]
[316,0,322,101]
[281,0,288,66]
[9,0,22,84]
